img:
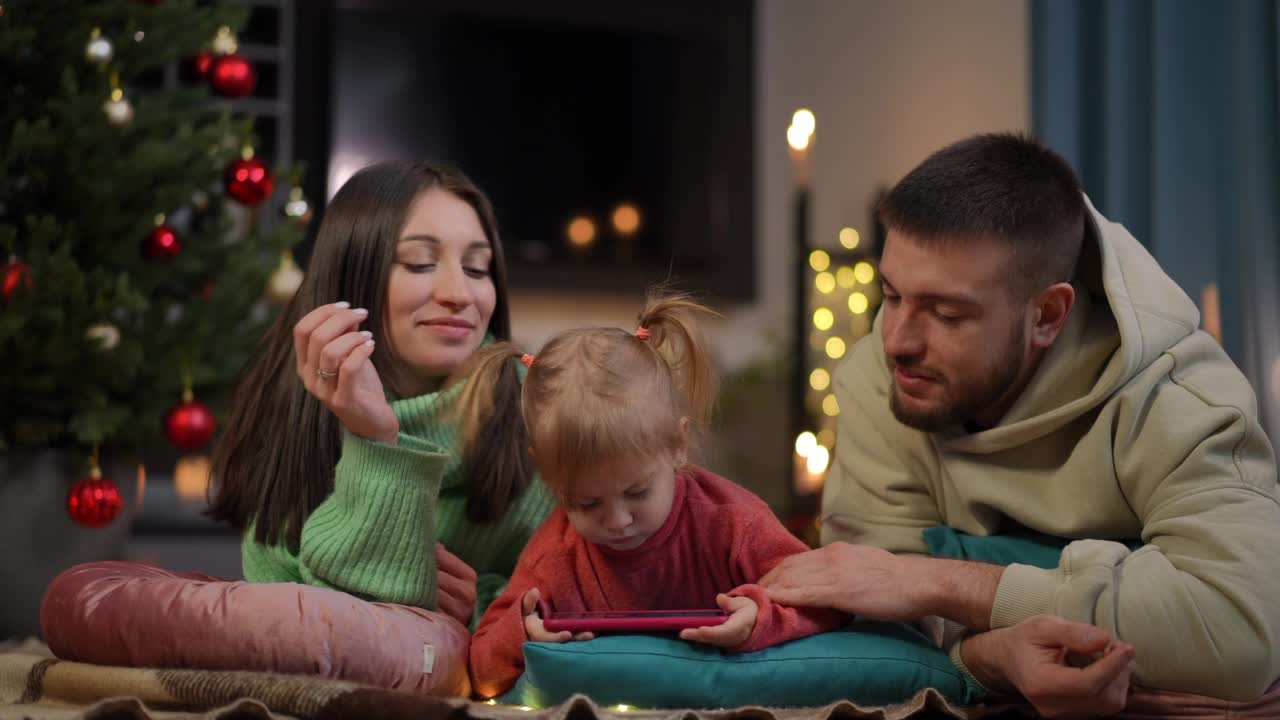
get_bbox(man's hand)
[435,543,477,627]
[521,589,594,643]
[679,594,757,648]
[962,615,1134,718]
[759,542,1002,629]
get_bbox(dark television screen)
[329,1,754,299]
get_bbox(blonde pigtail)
[635,290,721,430]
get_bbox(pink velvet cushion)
[40,561,470,696]
[1120,680,1280,719]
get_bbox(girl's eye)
[399,262,435,273]
[576,500,599,511]
[625,488,649,499]
[464,266,490,279]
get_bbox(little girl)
[466,291,844,698]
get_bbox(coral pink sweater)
[470,466,844,698]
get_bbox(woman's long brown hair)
[208,161,524,549]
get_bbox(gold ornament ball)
[86,323,121,350]
[104,96,134,126]
[267,256,304,304]
[86,35,113,64]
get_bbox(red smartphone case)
[537,598,727,634]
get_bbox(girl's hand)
[435,543,478,627]
[294,302,398,444]
[679,593,757,648]
[522,588,594,643]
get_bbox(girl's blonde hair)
[457,289,719,500]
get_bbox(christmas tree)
[0,1,304,487]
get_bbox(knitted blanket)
[5,639,1279,720]
[0,639,1002,720]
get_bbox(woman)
[208,161,553,627]
[43,163,554,694]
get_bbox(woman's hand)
[435,543,478,626]
[522,588,594,643]
[679,594,757,648]
[294,302,398,444]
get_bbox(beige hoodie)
[823,196,1280,700]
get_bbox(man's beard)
[889,322,1026,433]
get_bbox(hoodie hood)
[937,195,1201,453]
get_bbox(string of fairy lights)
[794,234,881,493]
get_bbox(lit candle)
[787,109,815,189]
[797,444,829,494]
[788,109,817,505]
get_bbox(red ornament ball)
[224,158,274,206]
[67,475,124,528]
[209,54,256,97]
[165,400,216,451]
[2,260,31,300]
[144,224,182,259]
[193,50,213,80]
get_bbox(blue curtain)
[1033,0,1280,434]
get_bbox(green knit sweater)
[241,381,556,628]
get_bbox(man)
[762,133,1280,716]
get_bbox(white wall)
[510,0,1030,373]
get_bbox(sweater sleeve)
[727,513,847,653]
[469,538,563,699]
[240,527,305,583]
[292,429,450,607]
[990,339,1280,700]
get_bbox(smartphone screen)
[551,610,726,619]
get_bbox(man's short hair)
[878,132,1086,300]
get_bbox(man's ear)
[1031,282,1075,349]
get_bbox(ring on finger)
[316,367,338,380]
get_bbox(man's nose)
[882,310,925,361]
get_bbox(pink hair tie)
[520,353,536,368]
[634,326,651,340]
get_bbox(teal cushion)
[496,620,979,709]
[923,526,1142,568]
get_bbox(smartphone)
[537,598,727,634]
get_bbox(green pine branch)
[0,1,304,454]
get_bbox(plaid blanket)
[0,640,1014,720]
